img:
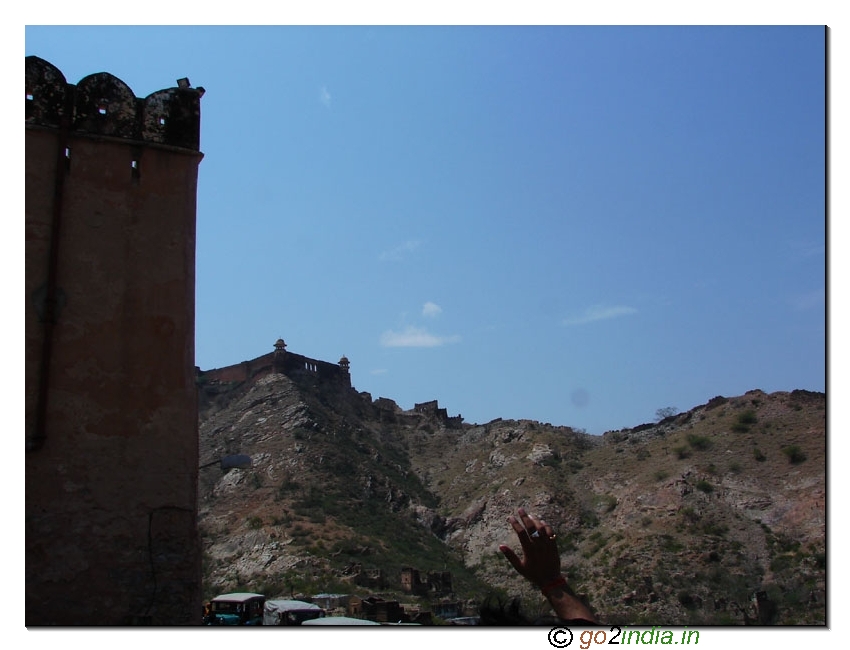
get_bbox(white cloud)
[380,326,460,348]
[370,368,388,375]
[562,304,638,326]
[422,301,442,318]
[379,240,420,262]
[319,85,331,108]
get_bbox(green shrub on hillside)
[659,534,684,552]
[695,479,714,493]
[580,508,600,528]
[701,519,728,536]
[733,410,758,432]
[681,506,700,523]
[687,434,713,451]
[782,445,807,464]
[739,410,758,424]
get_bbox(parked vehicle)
[262,599,325,626]
[205,592,265,625]
[302,616,380,625]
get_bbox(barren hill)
[197,363,825,625]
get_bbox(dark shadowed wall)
[25,56,203,625]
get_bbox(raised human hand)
[498,507,560,588]
[498,507,598,623]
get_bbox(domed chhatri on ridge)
[272,338,287,374]
[338,355,350,372]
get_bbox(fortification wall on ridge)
[200,352,275,383]
[200,346,351,388]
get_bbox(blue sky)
[23,24,826,434]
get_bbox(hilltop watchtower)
[273,337,288,372]
[25,56,204,625]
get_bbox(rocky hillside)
[197,369,825,625]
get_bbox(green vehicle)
[205,592,265,625]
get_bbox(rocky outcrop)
[198,376,825,625]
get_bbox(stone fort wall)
[199,343,351,388]
[25,56,203,625]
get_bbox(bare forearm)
[544,582,598,623]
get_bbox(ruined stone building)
[25,56,204,625]
[400,566,453,596]
[413,399,463,428]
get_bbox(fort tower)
[25,56,204,625]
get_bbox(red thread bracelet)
[540,576,567,597]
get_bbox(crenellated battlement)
[26,56,202,151]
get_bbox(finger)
[519,508,539,535]
[537,519,552,539]
[507,515,526,536]
[510,513,534,552]
[499,544,524,573]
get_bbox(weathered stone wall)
[413,399,463,428]
[25,56,203,625]
[200,348,351,388]
[400,567,453,596]
[279,350,351,387]
[200,352,275,383]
